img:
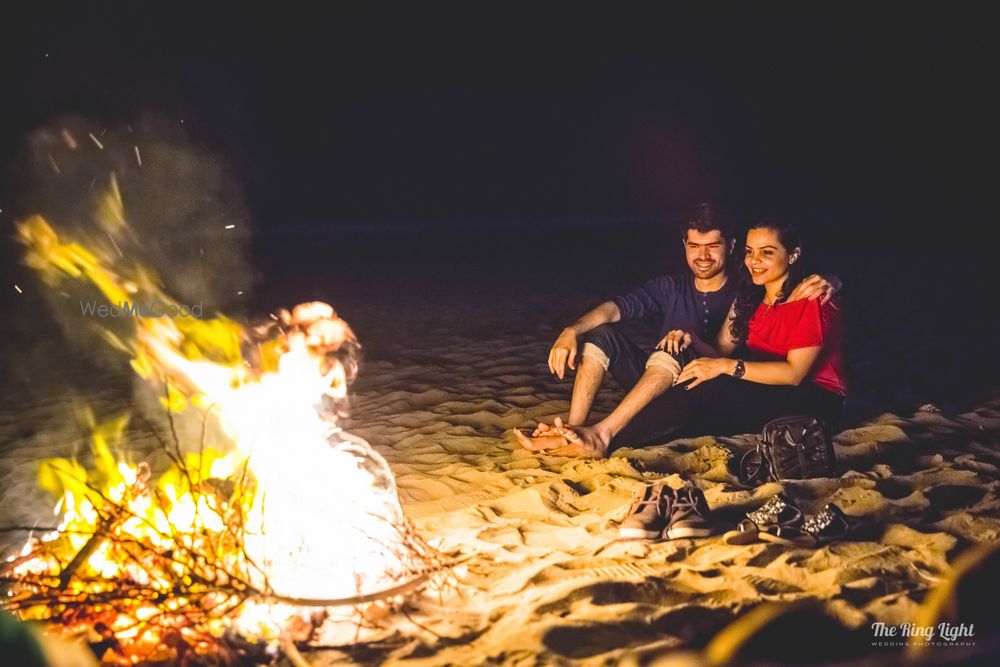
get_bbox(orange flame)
[7,186,432,657]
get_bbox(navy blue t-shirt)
[612,274,737,343]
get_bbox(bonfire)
[2,206,443,664]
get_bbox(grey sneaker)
[619,484,674,539]
[665,484,714,539]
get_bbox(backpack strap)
[738,443,773,485]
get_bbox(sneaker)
[665,484,714,539]
[619,484,673,539]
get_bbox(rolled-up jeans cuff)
[581,342,610,371]
[645,351,682,384]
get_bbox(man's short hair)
[682,202,734,242]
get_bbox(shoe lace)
[628,485,671,515]
[672,487,709,520]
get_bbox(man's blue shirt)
[612,273,737,343]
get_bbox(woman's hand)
[676,357,736,389]
[656,329,699,355]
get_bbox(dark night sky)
[1,4,997,410]
[1,4,995,231]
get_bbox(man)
[515,203,838,456]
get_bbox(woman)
[522,220,846,456]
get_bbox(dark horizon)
[1,5,995,235]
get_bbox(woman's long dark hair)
[729,219,806,344]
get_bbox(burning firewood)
[5,204,450,664]
[2,408,444,665]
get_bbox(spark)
[14,284,22,294]
[108,233,124,258]
[88,133,105,150]
[134,145,142,166]
[225,224,236,230]
[47,154,61,174]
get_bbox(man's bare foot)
[513,417,612,458]
[560,423,612,458]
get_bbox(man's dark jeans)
[581,324,695,391]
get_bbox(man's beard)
[691,264,722,279]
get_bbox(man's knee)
[580,324,620,352]
[579,324,623,372]
[644,351,682,381]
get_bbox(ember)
[2,185,442,663]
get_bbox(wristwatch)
[732,359,746,378]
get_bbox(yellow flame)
[12,182,423,651]
[17,214,130,304]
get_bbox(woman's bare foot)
[514,417,573,450]
[513,417,612,458]
[513,427,572,451]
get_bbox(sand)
[330,335,1000,665]
[1,231,998,665]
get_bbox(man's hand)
[656,329,699,355]
[548,328,578,379]
[676,357,736,389]
[786,274,837,304]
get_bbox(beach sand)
[1,226,998,665]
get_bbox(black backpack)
[738,415,836,485]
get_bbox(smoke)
[10,114,256,452]
[16,114,251,302]
[12,114,253,358]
